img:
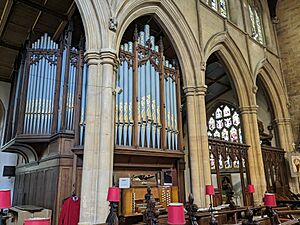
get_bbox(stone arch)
[204,31,255,108]
[74,0,110,50]
[254,59,290,120]
[114,0,202,87]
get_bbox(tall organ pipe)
[123,43,129,146]
[139,31,146,148]
[128,42,133,146]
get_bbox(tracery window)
[206,0,228,17]
[207,103,243,143]
[115,25,183,150]
[248,0,264,44]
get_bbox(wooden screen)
[261,145,289,192]
[207,103,250,206]
[115,24,183,150]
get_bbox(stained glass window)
[207,103,243,143]
[210,153,216,169]
[248,0,264,44]
[206,0,228,18]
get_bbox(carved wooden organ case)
[114,24,185,214]
[3,27,87,160]
[2,23,87,223]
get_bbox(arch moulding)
[74,0,110,51]
[254,59,290,120]
[204,31,255,109]
[114,0,203,88]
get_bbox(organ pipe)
[115,24,182,151]
[12,30,87,144]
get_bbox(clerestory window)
[248,0,264,44]
[206,0,228,18]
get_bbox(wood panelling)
[12,154,82,225]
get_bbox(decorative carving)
[258,120,273,146]
[222,176,236,210]
[143,187,159,225]
[185,194,199,225]
[106,202,119,225]
[242,207,259,225]
[109,17,118,32]
[265,207,280,225]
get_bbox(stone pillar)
[274,118,294,152]
[79,49,117,225]
[239,106,266,205]
[274,118,300,193]
[184,85,211,207]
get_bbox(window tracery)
[248,0,264,43]
[208,104,243,143]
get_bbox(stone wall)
[276,1,300,145]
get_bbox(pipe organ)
[5,32,87,145]
[115,25,183,150]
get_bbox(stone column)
[239,106,267,205]
[274,118,300,193]
[184,85,211,207]
[274,118,294,152]
[79,49,117,225]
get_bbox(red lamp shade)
[107,187,120,202]
[247,184,255,193]
[264,193,277,207]
[24,218,50,225]
[0,189,11,209]
[205,185,215,195]
[168,203,185,225]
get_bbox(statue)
[258,120,273,146]
[185,194,199,225]
[222,176,236,210]
[143,187,159,225]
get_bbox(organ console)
[120,186,179,217]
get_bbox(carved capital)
[273,117,291,125]
[183,85,207,97]
[239,105,258,114]
[84,50,100,66]
[100,48,118,67]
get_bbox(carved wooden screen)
[115,25,183,150]
[261,146,289,192]
[4,32,87,145]
[207,103,250,206]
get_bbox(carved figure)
[185,194,199,225]
[258,120,273,146]
[143,187,159,225]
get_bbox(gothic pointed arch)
[74,0,110,50]
[115,0,202,87]
[255,60,290,120]
[204,31,254,108]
